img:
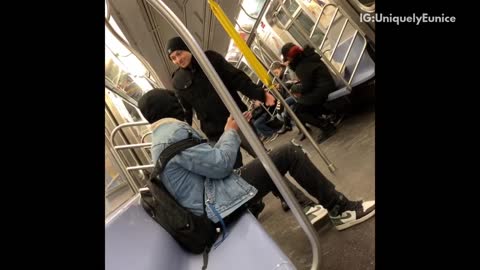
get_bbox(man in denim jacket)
[138,89,375,230]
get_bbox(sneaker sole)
[335,209,375,231]
[309,209,329,225]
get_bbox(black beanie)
[166,37,189,56]
[138,88,185,123]
[281,42,295,61]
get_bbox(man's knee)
[275,143,306,159]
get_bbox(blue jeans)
[285,96,296,107]
[253,113,276,137]
[281,96,297,125]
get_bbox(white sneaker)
[329,200,375,231]
[304,205,328,225]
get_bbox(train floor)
[241,106,375,270]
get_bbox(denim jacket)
[150,118,258,223]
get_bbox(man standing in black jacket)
[167,36,276,167]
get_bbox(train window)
[276,0,300,27]
[276,9,290,26]
[241,0,267,17]
[297,11,325,46]
[105,17,158,92]
[122,100,143,122]
[105,88,151,194]
[106,89,137,123]
[237,7,256,29]
[297,11,315,31]
[284,0,300,14]
[106,89,151,147]
[287,23,310,48]
[275,1,330,49]
[105,57,122,85]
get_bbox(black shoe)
[316,127,336,144]
[296,126,311,141]
[328,113,345,127]
[277,124,292,134]
[281,200,290,212]
[316,121,336,143]
[249,200,266,218]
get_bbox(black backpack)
[140,132,219,261]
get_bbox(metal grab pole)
[114,143,152,150]
[245,0,270,47]
[127,164,155,171]
[235,0,270,68]
[268,86,336,172]
[141,132,152,143]
[110,121,150,143]
[106,132,140,192]
[146,1,322,269]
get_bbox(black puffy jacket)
[172,50,266,140]
[289,46,336,105]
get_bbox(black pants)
[236,120,265,159]
[238,143,345,212]
[237,128,314,207]
[295,103,332,131]
[210,128,315,208]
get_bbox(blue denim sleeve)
[174,129,241,179]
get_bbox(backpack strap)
[148,130,215,269]
[151,130,206,178]
[201,246,211,270]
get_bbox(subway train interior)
[105,0,375,269]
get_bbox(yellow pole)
[208,0,272,88]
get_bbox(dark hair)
[271,61,285,71]
[281,42,296,61]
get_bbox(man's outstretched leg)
[239,143,375,230]
[237,128,325,221]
